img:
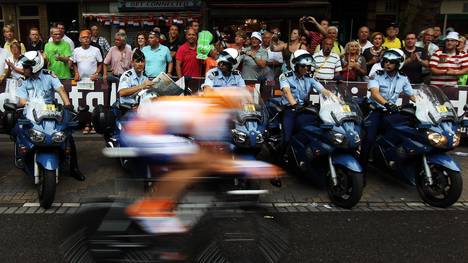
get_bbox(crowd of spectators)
[1,17,468,86]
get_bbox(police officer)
[201,48,245,92]
[279,49,333,153]
[118,49,153,106]
[16,51,85,181]
[360,48,416,172]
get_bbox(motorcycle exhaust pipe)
[328,156,338,186]
[422,155,434,185]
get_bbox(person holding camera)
[300,16,329,53]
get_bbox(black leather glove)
[64,104,76,113]
[384,102,398,113]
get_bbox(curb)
[1,201,467,214]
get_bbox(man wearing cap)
[429,32,468,87]
[118,49,153,106]
[201,48,245,92]
[383,22,404,49]
[239,32,268,80]
[141,31,172,78]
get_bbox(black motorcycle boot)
[70,167,86,181]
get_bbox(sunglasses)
[382,58,398,64]
[297,64,312,68]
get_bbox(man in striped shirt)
[312,37,342,80]
[430,32,468,87]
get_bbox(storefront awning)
[82,12,201,26]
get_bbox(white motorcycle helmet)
[20,51,44,74]
[217,48,239,66]
[290,49,315,69]
[381,48,405,70]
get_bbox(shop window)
[0,6,3,33]
[19,6,39,17]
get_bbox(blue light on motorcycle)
[28,129,45,143]
[52,132,66,143]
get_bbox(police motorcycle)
[284,85,364,208]
[371,84,465,207]
[12,99,78,209]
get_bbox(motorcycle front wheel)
[416,166,462,208]
[38,166,57,209]
[326,167,363,209]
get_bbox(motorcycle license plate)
[436,105,448,113]
[43,104,56,111]
[243,104,256,112]
[341,105,351,112]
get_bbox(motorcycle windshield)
[319,86,361,125]
[414,85,457,125]
[236,99,267,124]
[25,99,63,123]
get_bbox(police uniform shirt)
[201,67,246,89]
[17,70,62,103]
[367,70,413,109]
[279,70,324,106]
[118,68,148,105]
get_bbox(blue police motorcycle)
[288,87,364,208]
[371,85,465,207]
[12,99,78,208]
[231,100,269,155]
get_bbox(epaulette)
[232,70,240,75]
[42,69,57,78]
[304,72,314,78]
[212,70,219,76]
[284,71,294,77]
[376,70,385,76]
[398,71,406,77]
[123,70,133,77]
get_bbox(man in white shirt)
[72,30,102,81]
[262,31,283,80]
[48,22,75,50]
[0,47,8,81]
[357,26,373,54]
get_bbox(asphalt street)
[1,210,468,263]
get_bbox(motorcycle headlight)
[28,129,45,143]
[232,129,247,144]
[256,133,264,144]
[354,134,361,144]
[427,132,448,147]
[52,131,66,143]
[332,132,345,145]
[453,132,461,147]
